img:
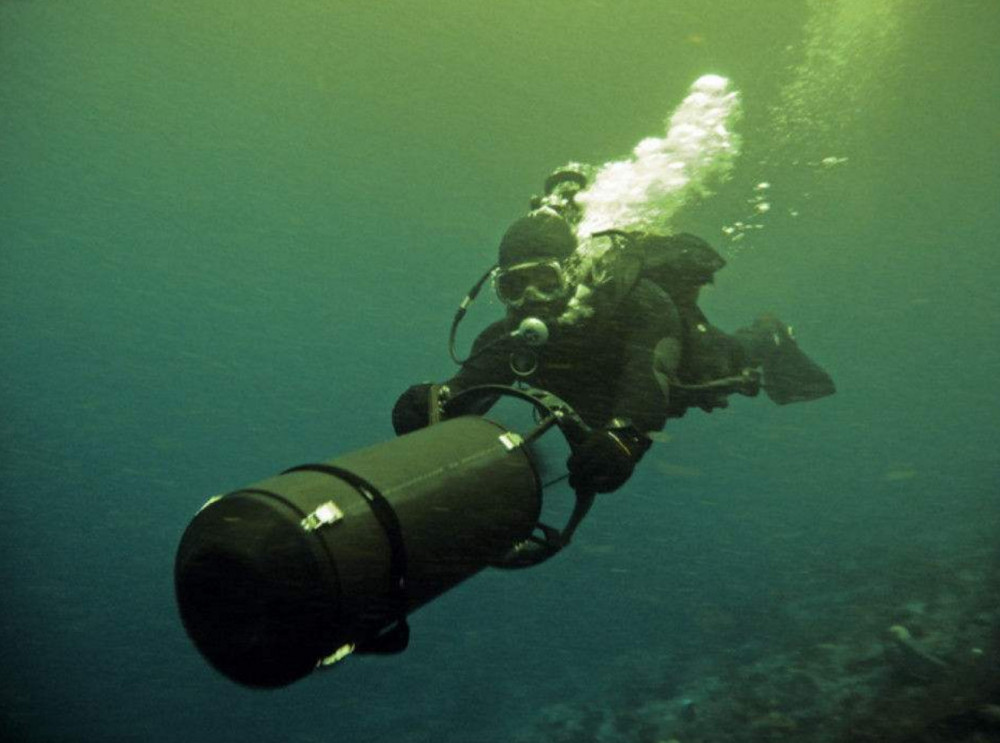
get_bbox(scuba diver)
[392,167,836,496]
[176,163,836,686]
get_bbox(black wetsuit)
[394,230,830,439]
[443,277,686,434]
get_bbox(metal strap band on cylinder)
[281,463,409,614]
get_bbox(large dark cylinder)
[175,416,541,688]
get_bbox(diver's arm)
[566,281,680,493]
[558,281,681,495]
[612,279,682,435]
[391,322,513,435]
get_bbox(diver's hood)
[498,211,577,269]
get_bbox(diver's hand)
[567,423,648,495]
[391,383,435,435]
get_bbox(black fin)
[762,329,836,405]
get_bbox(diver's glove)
[392,383,432,435]
[392,383,450,436]
[567,419,650,495]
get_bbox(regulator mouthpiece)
[514,317,549,347]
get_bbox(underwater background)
[2,1,998,741]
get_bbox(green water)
[1,2,997,741]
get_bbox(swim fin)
[753,317,836,405]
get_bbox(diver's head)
[495,211,577,319]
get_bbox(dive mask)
[495,261,567,307]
